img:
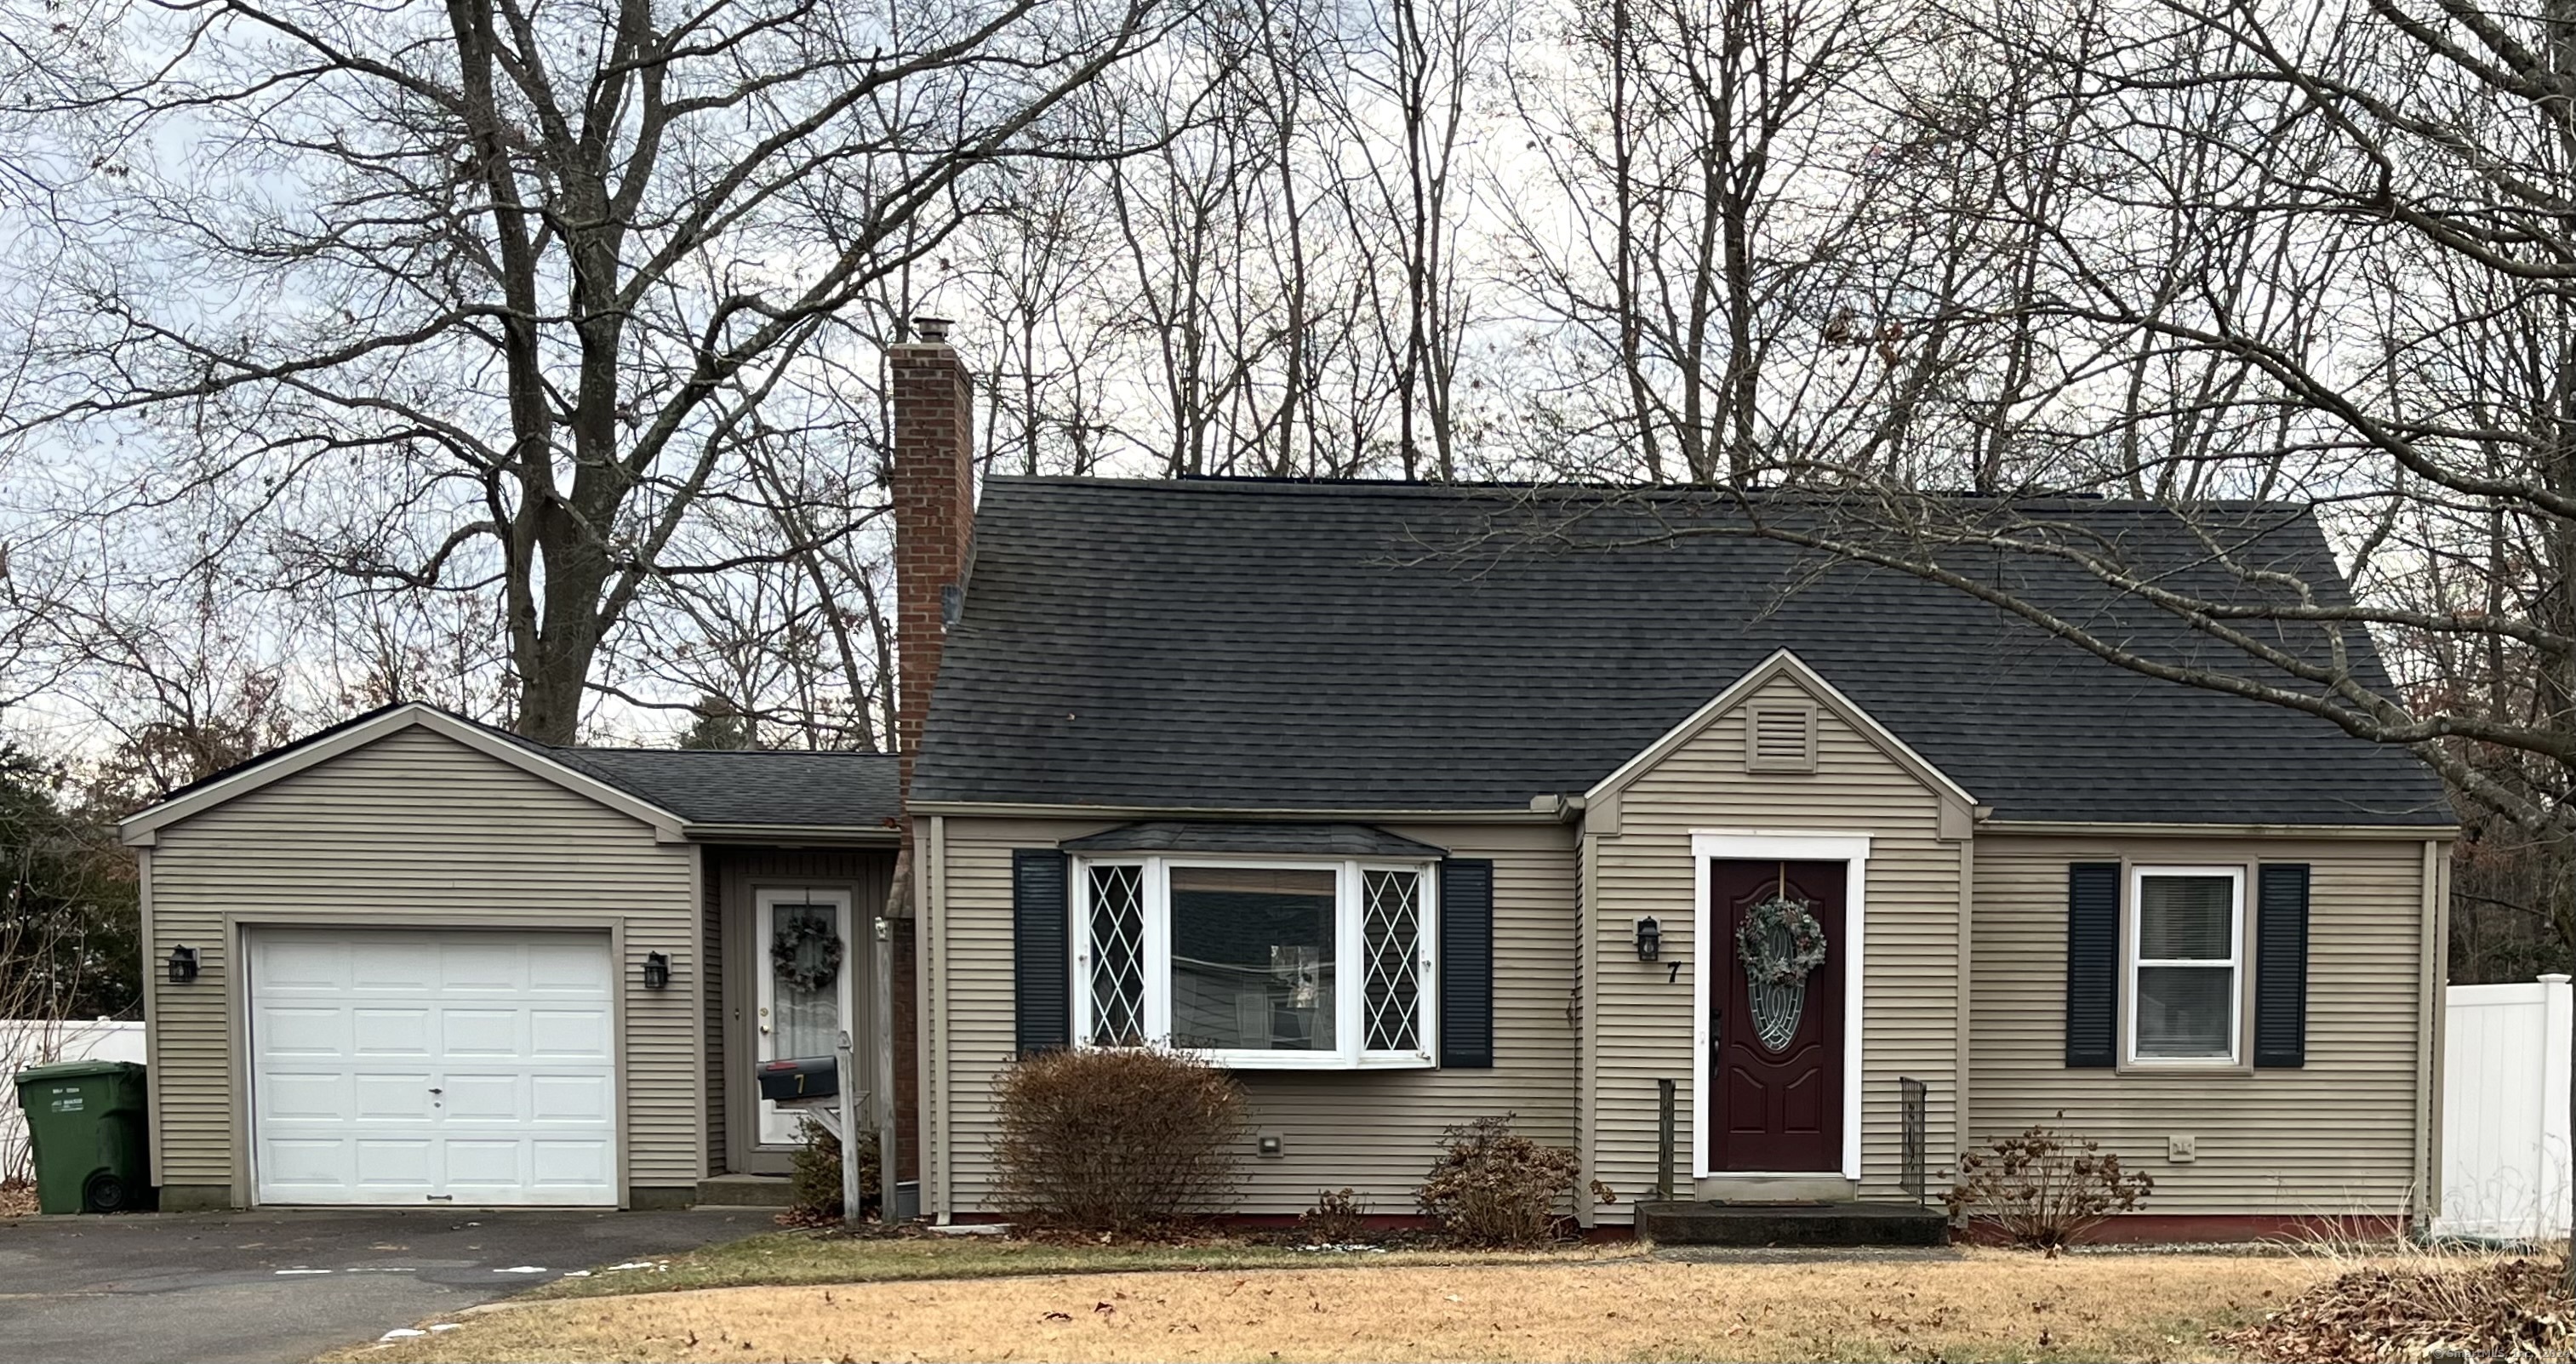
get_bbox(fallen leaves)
[2214,1258,2574,1363]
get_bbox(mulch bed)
[2214,1256,2573,1362]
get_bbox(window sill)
[2116,1057,2253,1077]
[1170,1049,1437,1073]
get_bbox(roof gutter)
[684,822,904,846]
[904,800,1576,825]
[1979,819,2460,841]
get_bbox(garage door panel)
[440,1072,524,1122]
[259,1132,355,1184]
[259,939,349,991]
[437,941,527,993]
[251,929,617,1207]
[353,1139,434,1189]
[443,1139,525,1185]
[351,1071,437,1120]
[351,942,437,993]
[530,1074,612,1123]
[440,1009,525,1057]
[527,941,611,993]
[260,1007,350,1054]
[351,1007,431,1055]
[529,1009,611,1058]
[532,1140,613,1187]
[261,1071,352,1121]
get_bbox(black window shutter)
[1439,859,1495,1069]
[1012,849,1071,1055]
[2065,863,2120,1068]
[2254,864,2311,1069]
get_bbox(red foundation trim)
[1959,1213,2406,1246]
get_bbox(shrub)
[781,1115,880,1226]
[1299,1187,1370,1244]
[991,1047,1247,1233]
[1416,1114,1582,1247]
[1944,1122,2152,1253]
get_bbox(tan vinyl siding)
[141,725,700,1198]
[929,817,1579,1218]
[1968,832,2436,1216]
[1590,675,1963,1218]
[704,850,725,1175]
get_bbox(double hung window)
[1074,857,1436,1069]
[2128,866,2243,1064]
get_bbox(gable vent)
[1745,704,1818,773]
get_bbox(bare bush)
[780,1116,880,1228]
[1298,1187,1370,1244]
[991,1047,1246,1233]
[1945,1123,2152,1253]
[1416,1114,1581,1247]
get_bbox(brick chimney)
[889,317,973,790]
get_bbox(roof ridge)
[978,475,2317,512]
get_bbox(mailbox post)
[757,1043,866,1224]
[836,1030,860,1225]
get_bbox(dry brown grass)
[332,1249,2342,1363]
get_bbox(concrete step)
[695,1173,794,1208]
[1636,1199,1948,1247]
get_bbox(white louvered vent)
[1746,705,1818,773]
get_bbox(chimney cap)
[910,316,954,343]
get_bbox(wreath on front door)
[771,915,843,994]
[1737,894,1829,1052]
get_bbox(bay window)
[2128,866,2243,1064]
[1073,856,1436,1069]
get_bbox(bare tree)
[1,0,1184,743]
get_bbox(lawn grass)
[329,1247,2341,1362]
[515,1229,1638,1301]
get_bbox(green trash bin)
[13,1059,151,1214]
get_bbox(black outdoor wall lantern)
[167,945,199,983]
[1634,916,1661,962]
[642,951,671,990]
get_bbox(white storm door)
[249,928,618,1207]
[755,888,855,1146]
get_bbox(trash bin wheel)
[82,1171,130,1213]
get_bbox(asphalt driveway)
[0,1206,768,1364]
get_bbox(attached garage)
[248,928,618,1207]
[123,701,908,1213]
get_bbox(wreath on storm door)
[770,910,844,995]
[1735,869,1829,1052]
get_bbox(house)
[122,328,2455,1238]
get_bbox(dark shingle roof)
[1060,821,1449,858]
[911,477,2453,826]
[551,746,902,829]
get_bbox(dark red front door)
[1710,859,1844,1172]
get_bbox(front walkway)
[0,1206,765,1364]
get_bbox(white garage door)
[249,928,618,1207]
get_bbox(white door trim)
[753,886,856,1147]
[1691,830,1869,1182]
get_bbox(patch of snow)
[379,1329,426,1340]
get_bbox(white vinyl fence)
[2438,975,2573,1241]
[2,1019,146,1183]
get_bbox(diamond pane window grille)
[1087,864,1146,1046]
[1362,870,1422,1052]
